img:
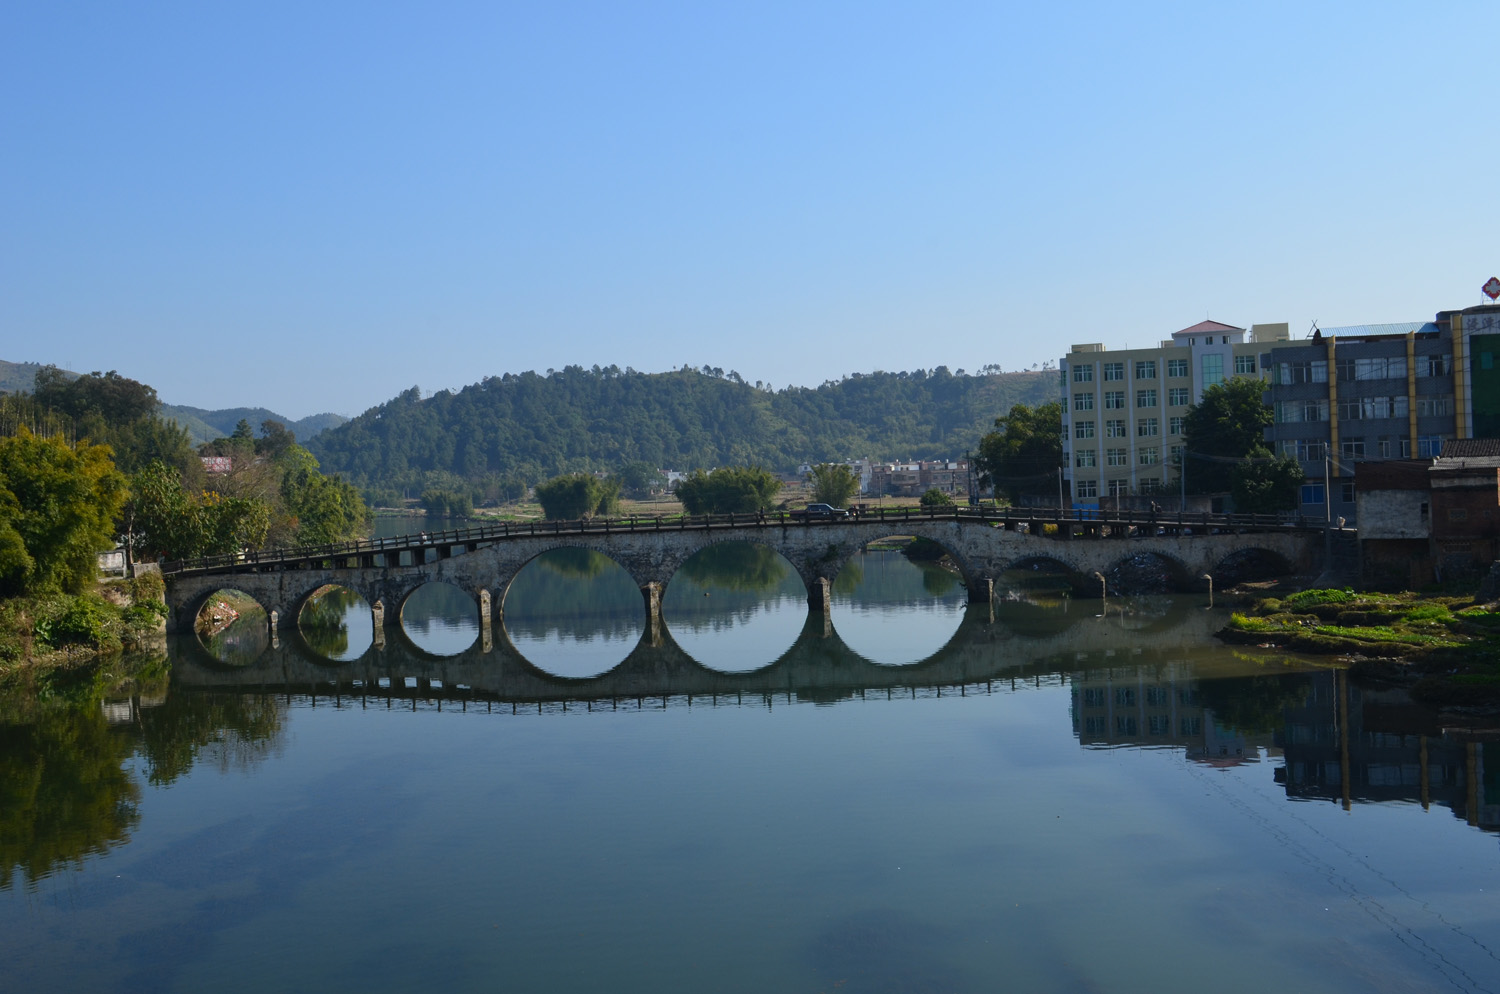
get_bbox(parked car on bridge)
[794,503,850,519]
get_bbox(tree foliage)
[1230,446,1305,513]
[919,488,955,508]
[807,463,859,507]
[0,430,127,596]
[30,366,196,477]
[1180,377,1275,494]
[535,474,618,521]
[304,366,1057,495]
[675,467,782,514]
[126,461,271,562]
[973,401,1063,501]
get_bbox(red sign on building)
[1484,276,1500,301]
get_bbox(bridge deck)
[162,506,1336,578]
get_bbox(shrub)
[1285,588,1356,609]
[919,488,955,508]
[36,595,119,651]
[1403,603,1452,623]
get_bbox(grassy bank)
[0,572,169,684]
[1220,587,1500,710]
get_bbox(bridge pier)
[641,582,664,628]
[968,577,993,604]
[808,577,832,614]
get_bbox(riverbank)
[0,573,168,685]
[1219,587,1500,713]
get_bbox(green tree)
[0,430,127,595]
[807,463,859,507]
[919,488,955,508]
[973,401,1062,501]
[280,454,369,545]
[594,477,622,517]
[616,462,665,499]
[31,366,195,476]
[535,474,609,520]
[1180,377,1274,494]
[1230,446,1304,513]
[675,467,781,514]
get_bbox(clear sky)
[4,2,1496,419]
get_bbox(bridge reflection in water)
[174,593,1299,709]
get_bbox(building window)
[1275,400,1329,423]
[1105,419,1126,438]
[1135,360,1157,379]
[1107,448,1128,467]
[1420,354,1453,377]
[1338,356,1408,380]
[1280,438,1327,461]
[1341,482,1355,503]
[1169,445,1184,465]
[1417,435,1446,458]
[1202,354,1224,386]
[1103,362,1124,381]
[1137,389,1157,408]
[1138,477,1161,493]
[1416,395,1454,417]
[1075,449,1096,467]
[1074,421,1095,439]
[1234,355,1256,375]
[1169,416,1186,434]
[1340,439,1365,458]
[1076,480,1098,499]
[1301,482,1325,505]
[1378,437,1392,458]
[1116,716,1138,736]
[1074,392,1094,411]
[1137,418,1159,437]
[1167,387,1188,406]
[1108,479,1130,496]
[1139,447,1159,465]
[1346,396,1406,420]
[1167,358,1188,377]
[1280,360,1328,385]
[1104,390,1125,409]
[1180,716,1202,736]
[1072,365,1094,382]
[1148,715,1171,736]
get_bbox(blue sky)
[4,2,1496,419]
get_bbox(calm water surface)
[3,542,1498,994]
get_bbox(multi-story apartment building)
[1060,320,1290,508]
[1265,303,1500,524]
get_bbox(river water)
[2,539,1498,994]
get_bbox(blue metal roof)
[1315,321,1439,338]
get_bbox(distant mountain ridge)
[306,364,1057,493]
[158,405,348,447]
[1,359,346,445]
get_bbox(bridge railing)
[159,505,1331,575]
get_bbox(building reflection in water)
[1069,664,1498,833]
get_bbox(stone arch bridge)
[160,508,1331,636]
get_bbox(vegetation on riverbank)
[1221,588,1500,709]
[0,573,168,682]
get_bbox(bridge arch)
[1102,550,1195,594]
[1000,555,1088,595]
[1210,546,1294,585]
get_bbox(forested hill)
[306,365,1056,493]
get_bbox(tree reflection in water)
[0,653,285,891]
[298,585,371,660]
